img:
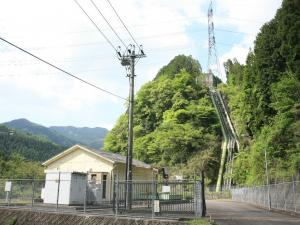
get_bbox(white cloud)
[215,0,282,65]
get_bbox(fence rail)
[0,178,203,219]
[114,181,199,216]
[231,181,300,213]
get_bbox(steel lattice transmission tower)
[207,0,222,88]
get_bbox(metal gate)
[113,180,202,216]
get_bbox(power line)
[105,0,141,49]
[0,36,127,101]
[215,28,253,36]
[0,41,246,66]
[74,0,117,52]
[90,0,127,48]
[2,14,263,40]
[2,28,254,53]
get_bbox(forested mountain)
[0,124,63,162]
[50,126,108,149]
[3,118,108,149]
[220,0,300,184]
[4,119,76,147]
[104,55,222,183]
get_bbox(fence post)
[194,181,203,218]
[31,179,35,208]
[112,179,115,211]
[115,175,119,217]
[56,172,61,212]
[83,177,87,214]
[151,178,155,219]
[284,183,287,211]
[8,180,12,207]
[264,149,271,211]
[292,177,296,212]
[5,180,12,207]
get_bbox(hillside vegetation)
[0,120,108,178]
[0,125,63,161]
[221,0,300,184]
[104,55,222,182]
[0,125,59,178]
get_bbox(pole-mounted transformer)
[117,44,146,210]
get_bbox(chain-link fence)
[205,185,231,200]
[231,181,300,213]
[0,176,204,219]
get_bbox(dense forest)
[0,119,108,179]
[104,55,222,183]
[0,125,63,161]
[220,0,300,185]
[0,125,62,178]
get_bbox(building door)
[102,174,107,199]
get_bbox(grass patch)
[5,217,17,225]
[188,219,218,225]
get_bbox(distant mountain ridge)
[3,119,108,149]
[50,126,108,149]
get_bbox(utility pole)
[118,44,145,210]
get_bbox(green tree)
[222,0,300,184]
[104,55,221,182]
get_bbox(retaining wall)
[0,208,187,225]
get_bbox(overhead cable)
[74,0,117,52]
[90,0,127,48]
[0,36,127,101]
[105,0,141,49]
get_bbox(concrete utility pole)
[118,44,145,209]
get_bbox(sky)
[0,0,282,129]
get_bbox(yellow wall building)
[42,144,153,202]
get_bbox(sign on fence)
[154,200,160,213]
[5,181,12,192]
[162,185,170,193]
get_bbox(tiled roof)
[43,144,152,169]
[82,145,152,169]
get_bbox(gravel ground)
[206,200,300,225]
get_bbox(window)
[102,174,107,199]
[91,174,97,181]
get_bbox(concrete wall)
[0,208,187,225]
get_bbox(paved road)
[207,200,300,225]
